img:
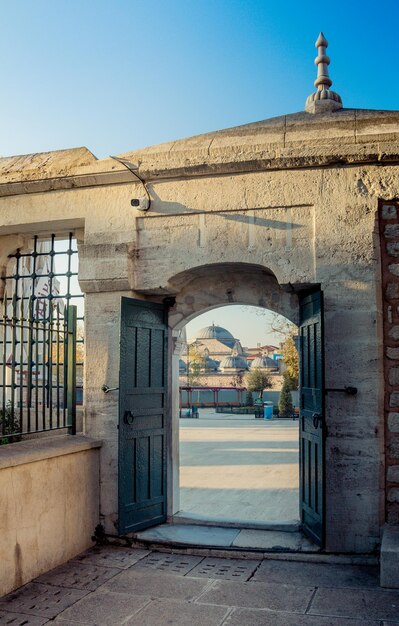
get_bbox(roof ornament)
[305,32,342,114]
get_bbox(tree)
[245,391,254,406]
[245,368,272,399]
[281,334,299,390]
[279,376,294,417]
[186,345,206,387]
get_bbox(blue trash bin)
[263,401,273,420]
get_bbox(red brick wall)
[379,200,399,524]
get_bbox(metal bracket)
[101,384,119,394]
[325,386,357,396]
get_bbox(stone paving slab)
[103,569,213,601]
[73,546,150,569]
[0,611,50,625]
[198,578,315,612]
[0,583,87,619]
[121,598,229,626]
[35,562,120,591]
[52,589,151,625]
[135,523,240,547]
[232,529,318,551]
[222,607,381,626]
[188,557,261,581]
[130,551,203,575]
[309,587,399,621]
[251,559,380,587]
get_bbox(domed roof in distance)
[194,323,235,347]
[220,355,249,370]
[251,356,277,369]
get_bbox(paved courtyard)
[1,545,398,625]
[179,410,299,523]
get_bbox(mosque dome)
[220,355,249,370]
[194,324,235,348]
[251,356,277,369]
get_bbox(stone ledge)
[0,434,102,470]
[380,524,399,588]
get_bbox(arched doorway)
[175,303,299,527]
[118,263,325,545]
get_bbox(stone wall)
[0,436,101,596]
[378,201,399,525]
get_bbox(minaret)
[305,32,342,113]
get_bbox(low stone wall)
[0,435,102,596]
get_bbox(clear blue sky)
[0,0,397,160]
[1,0,397,344]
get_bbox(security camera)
[131,197,150,211]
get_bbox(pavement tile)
[232,529,302,550]
[52,589,150,625]
[309,587,399,621]
[123,599,229,626]
[0,583,87,619]
[73,546,150,569]
[103,569,213,601]
[189,557,261,581]
[222,607,380,625]
[130,551,203,575]
[198,579,314,612]
[251,560,379,588]
[135,523,240,547]
[0,612,50,625]
[35,562,120,591]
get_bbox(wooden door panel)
[299,290,325,547]
[118,297,168,535]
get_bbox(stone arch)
[167,262,299,332]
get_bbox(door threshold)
[170,511,300,533]
[130,521,319,555]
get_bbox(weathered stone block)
[387,347,399,360]
[390,393,399,407]
[389,264,399,277]
[388,304,393,323]
[389,440,399,458]
[389,368,399,385]
[387,242,399,257]
[388,413,399,432]
[385,224,399,238]
[382,204,398,220]
[380,525,399,588]
[386,283,399,299]
[387,465,399,483]
[389,327,399,341]
[388,488,399,503]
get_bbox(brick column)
[379,201,399,524]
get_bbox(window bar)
[34,298,39,431]
[42,299,47,431]
[56,304,60,428]
[26,296,33,432]
[63,310,68,428]
[18,293,24,432]
[10,292,18,433]
[2,290,7,427]
[66,305,77,435]
[47,234,55,428]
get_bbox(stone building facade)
[1,36,399,590]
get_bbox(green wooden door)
[299,290,325,547]
[118,297,168,535]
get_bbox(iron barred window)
[0,233,83,443]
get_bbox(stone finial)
[305,32,342,113]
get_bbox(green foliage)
[245,391,254,406]
[281,334,299,390]
[245,368,272,398]
[186,345,206,386]
[279,377,294,417]
[0,402,21,445]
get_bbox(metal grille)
[0,233,83,443]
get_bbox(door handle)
[123,411,135,425]
[312,412,322,429]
